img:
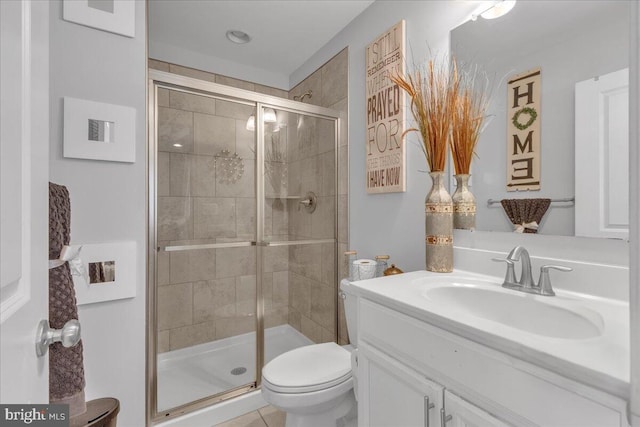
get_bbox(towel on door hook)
[500,198,551,234]
[49,183,86,417]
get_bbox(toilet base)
[284,390,356,427]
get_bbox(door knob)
[35,319,81,357]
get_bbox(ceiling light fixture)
[226,30,251,44]
[471,0,516,21]
[245,108,277,131]
[173,143,183,148]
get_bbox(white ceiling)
[149,0,374,81]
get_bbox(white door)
[575,68,629,239]
[0,0,50,403]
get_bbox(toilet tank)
[339,279,358,345]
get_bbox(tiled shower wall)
[150,52,349,350]
[285,113,337,344]
[288,48,350,345]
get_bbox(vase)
[425,171,453,272]
[452,174,476,230]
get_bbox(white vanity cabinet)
[359,342,508,427]
[356,298,628,427]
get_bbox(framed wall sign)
[63,0,135,38]
[507,68,541,191]
[365,20,406,194]
[63,97,136,163]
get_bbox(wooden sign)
[507,68,541,191]
[365,20,406,194]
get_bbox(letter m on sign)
[507,68,541,191]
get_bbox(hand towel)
[500,198,551,234]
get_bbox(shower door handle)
[161,241,257,252]
[261,239,335,247]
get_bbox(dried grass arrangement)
[450,64,491,174]
[391,56,459,172]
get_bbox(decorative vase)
[425,171,453,272]
[452,174,476,230]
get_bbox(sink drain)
[230,367,247,376]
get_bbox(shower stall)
[147,70,341,420]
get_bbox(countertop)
[346,269,630,399]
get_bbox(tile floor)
[214,405,285,427]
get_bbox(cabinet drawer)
[359,299,627,427]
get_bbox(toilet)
[261,279,359,427]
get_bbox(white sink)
[422,279,604,339]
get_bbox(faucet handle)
[537,265,572,296]
[492,258,517,286]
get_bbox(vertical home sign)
[365,20,406,194]
[507,68,541,191]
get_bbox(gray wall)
[291,1,478,273]
[49,1,146,425]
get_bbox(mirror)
[450,0,629,237]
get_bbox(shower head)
[293,91,313,102]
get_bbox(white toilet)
[261,279,358,427]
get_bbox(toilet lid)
[262,343,352,393]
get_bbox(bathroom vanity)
[349,270,629,427]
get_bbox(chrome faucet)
[507,245,535,289]
[492,246,572,296]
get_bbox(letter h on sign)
[512,82,534,108]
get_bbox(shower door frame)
[147,69,341,423]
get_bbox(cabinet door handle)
[424,396,435,427]
[440,408,452,427]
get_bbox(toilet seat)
[262,343,352,394]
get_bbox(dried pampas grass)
[450,64,491,175]
[391,56,459,173]
[392,56,491,174]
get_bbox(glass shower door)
[259,105,339,368]
[154,85,258,413]
[150,76,342,420]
